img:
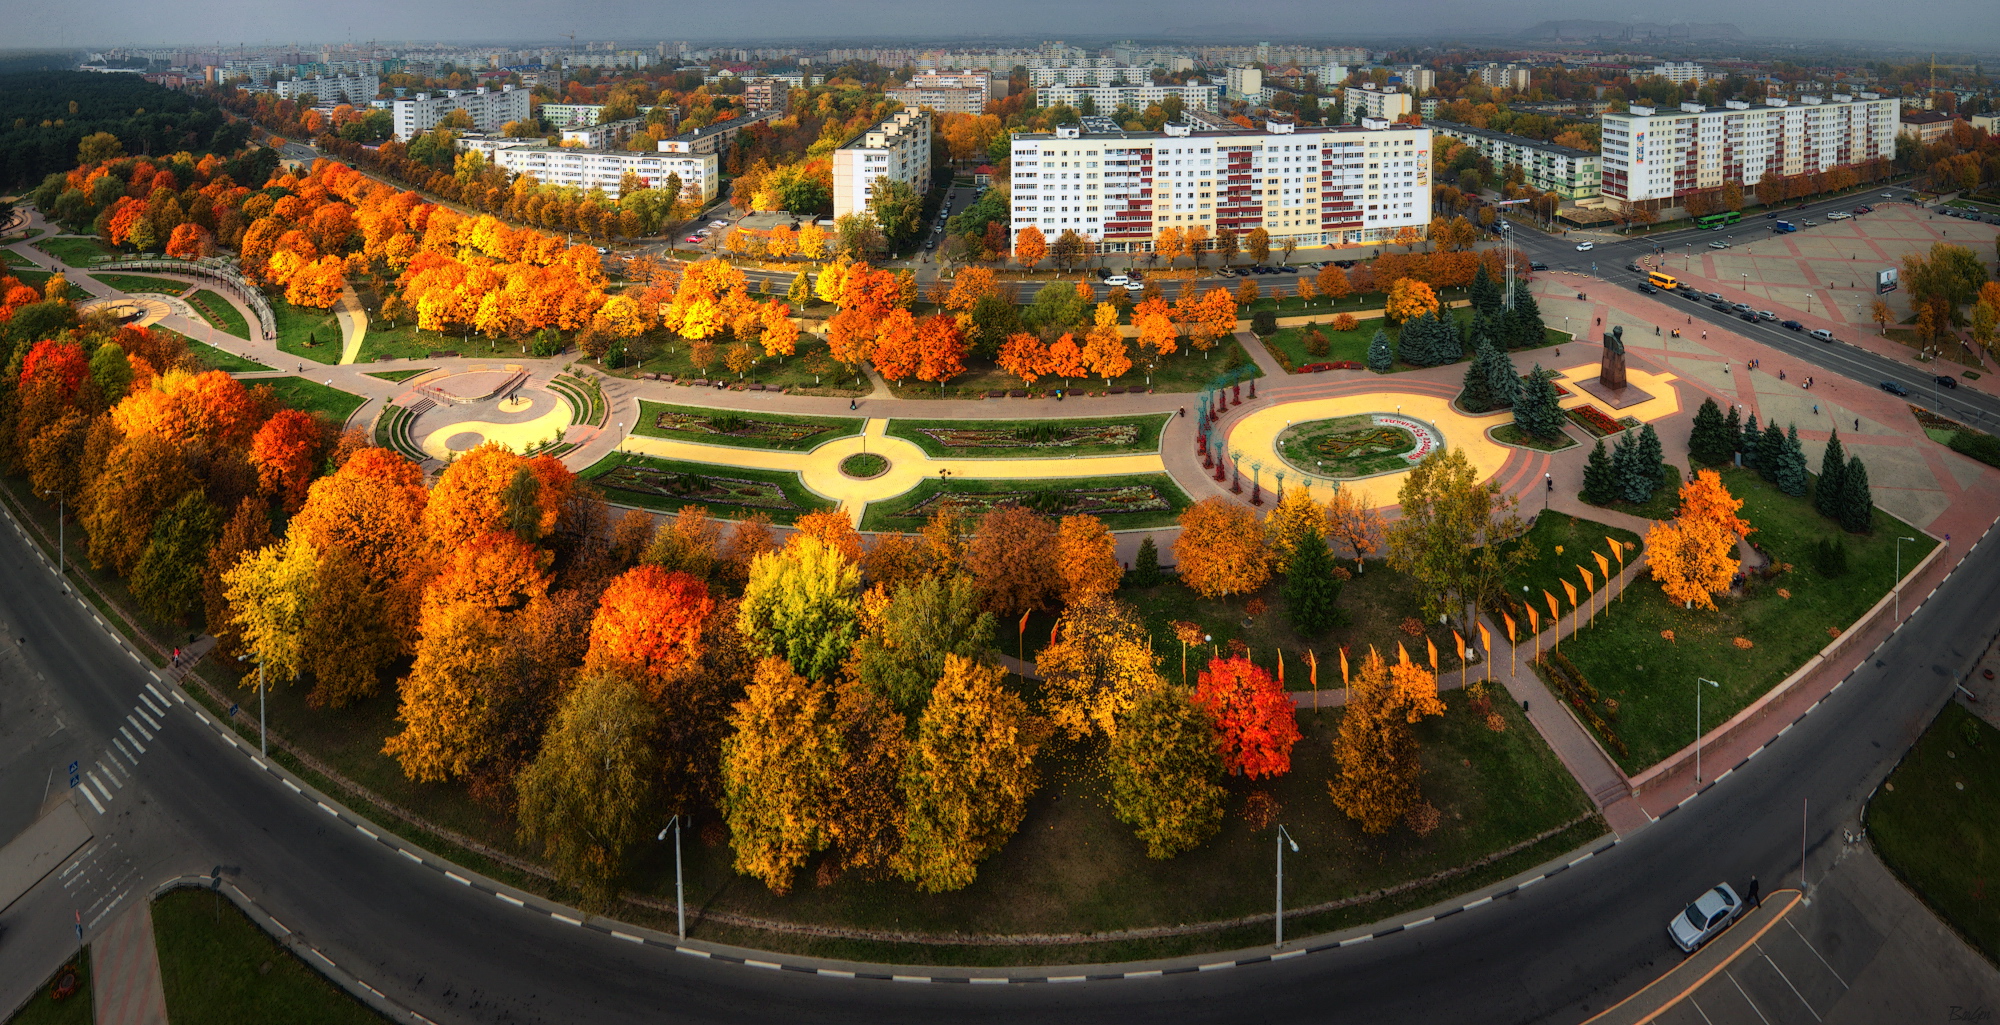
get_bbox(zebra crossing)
[75,682,178,816]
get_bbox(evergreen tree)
[1759,421,1787,483]
[1739,413,1761,470]
[1774,425,1809,498]
[1815,429,1847,519]
[1582,439,1618,505]
[1466,310,1501,353]
[1613,433,1652,503]
[1513,364,1564,440]
[1482,339,1519,408]
[1722,404,1742,459]
[1635,424,1665,491]
[1131,535,1163,587]
[1506,281,1544,347]
[1839,455,1873,533]
[1366,327,1393,372]
[1469,263,1503,320]
[1399,311,1453,367]
[1459,350,1494,411]
[1282,530,1344,635]
[1688,397,1731,465]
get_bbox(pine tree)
[1484,339,1520,408]
[1398,312,1441,366]
[1507,281,1544,348]
[1815,429,1847,519]
[1688,397,1730,465]
[1759,421,1786,483]
[1722,404,1742,459]
[1615,433,1653,503]
[1131,535,1162,587]
[1366,327,1393,372]
[1282,529,1344,635]
[1739,413,1761,470]
[1839,455,1873,533]
[1513,364,1564,440]
[1459,347,1495,411]
[1774,425,1809,498]
[1582,440,1618,505]
[1635,423,1665,491]
[1470,263,1503,320]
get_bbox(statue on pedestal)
[1600,325,1627,391]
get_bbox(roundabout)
[1225,390,1515,509]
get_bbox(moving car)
[1781,320,1804,331]
[1738,311,1759,322]
[708,220,728,228]
[1576,241,1595,251]
[1627,263,1643,273]
[1936,375,1959,389]
[1638,283,1659,294]
[1669,883,1744,953]
[1810,328,1836,342]
[1711,301,1733,312]
[1708,240,1730,249]
[1880,380,1909,396]
[1105,274,1131,287]
[1826,211,1851,220]
[1881,191,1894,198]
[1854,205,1873,214]
[684,235,703,243]
[1804,219,1820,226]
[1530,261,1549,271]
[1123,281,1145,293]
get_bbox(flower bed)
[1563,404,1638,439]
[1298,360,1365,373]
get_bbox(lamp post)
[40,489,63,583]
[658,816,686,940]
[237,654,267,757]
[1894,536,1916,619]
[1696,677,1720,782]
[1275,824,1300,947]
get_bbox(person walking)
[1745,875,1761,909]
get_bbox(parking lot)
[1651,896,1872,1025]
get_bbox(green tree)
[1107,686,1225,859]
[89,342,132,404]
[1687,397,1732,465]
[738,536,861,681]
[1774,425,1809,498]
[515,673,660,908]
[1758,420,1786,484]
[1504,281,1543,348]
[866,177,923,247]
[1839,455,1873,533]
[1511,364,1564,440]
[1582,440,1617,505]
[1281,528,1344,635]
[1632,423,1665,494]
[1482,338,1519,408]
[895,655,1041,892]
[1021,280,1089,335]
[1458,345,1495,411]
[77,131,124,165]
[130,491,219,624]
[1130,535,1163,587]
[1468,263,1503,319]
[1386,447,1534,630]
[1366,327,1393,372]
[1738,413,1761,470]
[852,574,996,717]
[787,271,810,304]
[1814,429,1847,520]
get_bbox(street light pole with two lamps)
[1275,824,1300,947]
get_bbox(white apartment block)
[274,74,378,106]
[1395,66,1436,94]
[537,103,606,129]
[1226,67,1263,101]
[458,136,718,204]
[1600,93,1900,212]
[1316,64,1350,87]
[1037,82,1220,114]
[391,86,531,140]
[1345,85,1413,122]
[888,71,1003,115]
[561,116,650,150]
[1028,64,1153,88]
[1430,120,1601,199]
[1008,117,1431,252]
[1650,62,1708,85]
[1201,45,1367,67]
[1474,63,1533,92]
[1106,45,1195,72]
[832,111,933,222]
[561,50,654,70]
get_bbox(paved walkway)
[335,285,367,365]
[90,901,167,1025]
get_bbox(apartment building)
[274,74,378,106]
[655,113,773,164]
[561,117,652,150]
[1028,63,1151,88]
[1600,93,1901,212]
[887,71,1003,114]
[1394,66,1436,95]
[1225,67,1263,101]
[832,111,933,221]
[1037,82,1220,113]
[1430,120,1601,199]
[743,78,792,113]
[1345,85,1413,122]
[1900,109,1960,143]
[1008,117,1431,252]
[391,85,530,140]
[561,50,654,70]
[1473,62,1532,92]
[458,136,717,203]
[1650,62,1707,85]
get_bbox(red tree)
[584,565,716,697]
[1191,656,1301,779]
[248,408,326,512]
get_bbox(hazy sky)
[25,0,2000,51]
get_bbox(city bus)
[1647,271,1680,290]
[1695,211,1742,229]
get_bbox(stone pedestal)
[1599,346,1627,390]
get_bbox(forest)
[0,72,248,187]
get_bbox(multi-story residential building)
[1028,63,1152,88]
[1225,67,1263,101]
[1899,109,1960,143]
[1971,112,1999,133]
[1600,93,1901,212]
[887,71,1003,114]
[274,74,378,106]
[743,78,792,113]
[1315,64,1350,88]
[561,50,654,70]
[1430,120,1601,199]
[1008,116,1431,252]
[561,117,650,150]
[1345,85,1413,123]
[1650,62,1707,85]
[537,103,609,130]
[391,86,531,140]
[655,113,773,164]
[1036,82,1220,114]
[1473,62,1533,92]
[458,136,717,203]
[1200,45,1367,67]
[1394,66,1436,95]
[832,110,933,221]
[1107,44,1195,72]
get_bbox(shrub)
[1330,313,1358,332]
[1949,429,2000,468]
[1250,310,1278,336]
[1812,536,1849,577]
[1302,328,1330,357]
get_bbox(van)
[1647,271,1679,290]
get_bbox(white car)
[1881,191,1894,198]
[1826,211,1851,220]
[708,220,728,228]
[1669,883,1745,953]
[1123,281,1145,293]
[1575,241,1595,252]
[1105,274,1131,287]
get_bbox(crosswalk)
[76,682,179,816]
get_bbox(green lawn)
[599,327,868,398]
[1265,306,1569,374]
[254,377,367,425]
[860,472,1191,532]
[633,399,863,451]
[5,952,91,1025]
[581,451,834,523]
[186,339,273,374]
[186,290,252,340]
[34,236,118,267]
[1870,702,2000,964]
[364,368,427,382]
[1492,423,1578,452]
[1497,511,1646,621]
[270,300,343,364]
[3,248,37,268]
[886,413,1169,458]
[1550,467,1936,773]
[882,337,1264,400]
[92,273,188,295]
[153,889,382,1025]
[6,267,55,290]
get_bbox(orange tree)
[1173,497,1271,600]
[1328,647,1445,834]
[1645,469,1750,610]
[1191,655,1301,779]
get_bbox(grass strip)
[886,413,1169,458]
[1869,702,2000,966]
[153,890,383,1025]
[252,377,367,425]
[631,399,862,451]
[861,472,1191,531]
[187,290,251,340]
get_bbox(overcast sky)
[25,0,2000,52]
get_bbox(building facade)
[1344,85,1413,122]
[743,78,792,113]
[1650,62,1707,85]
[458,136,718,203]
[1036,82,1219,114]
[832,110,933,221]
[1600,93,1900,212]
[1473,62,1532,92]
[887,71,1002,114]
[1008,117,1431,252]
[1899,109,1959,143]
[274,74,378,106]
[1430,120,1601,198]
[391,86,531,140]
[1225,66,1263,101]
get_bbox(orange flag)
[1277,648,1285,687]
[1478,621,1491,654]
[1019,608,1031,637]
[1593,550,1611,579]
[1503,612,1517,644]
[1340,647,1351,688]
[1050,620,1061,646]
[1607,536,1626,565]
[1578,565,1594,592]
[1544,590,1560,621]
[1526,605,1540,633]
[1562,579,1579,609]
[1309,649,1319,690]
[1452,629,1466,660]
[1426,636,1438,672]
[1397,641,1412,666]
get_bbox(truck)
[1774,221,1798,233]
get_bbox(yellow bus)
[1647,271,1679,290]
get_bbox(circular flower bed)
[840,452,890,479]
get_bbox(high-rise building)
[743,78,792,113]
[1008,117,1431,251]
[1600,93,1900,212]
[1225,66,1263,101]
[274,74,378,106]
[1430,121,1601,199]
[1649,62,1707,85]
[832,111,932,221]
[391,86,530,140]
[1473,62,1533,92]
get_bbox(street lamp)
[658,815,686,940]
[1894,536,1916,619]
[236,654,267,757]
[1275,824,1300,947]
[1695,677,1720,782]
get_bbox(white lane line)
[611,931,643,944]
[112,737,137,765]
[1271,950,1304,961]
[117,725,145,754]
[251,757,266,769]
[138,693,164,717]
[358,981,385,999]
[87,773,113,803]
[1759,948,1824,1021]
[891,975,928,983]
[1784,918,1850,989]
[1463,896,1494,909]
[970,976,1008,984]
[497,893,525,907]
[136,708,160,732]
[1405,916,1435,929]
[79,785,105,814]
[1125,969,1164,977]
[1726,969,1776,1025]
[676,947,712,959]
[145,682,168,704]
[95,761,122,787]
[1340,935,1373,947]
[124,715,152,741]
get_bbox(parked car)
[1763,211,1778,219]
[1826,211,1851,220]
[1530,261,1549,271]
[1638,283,1659,294]
[1575,241,1595,251]
[1936,375,1959,389]
[1669,884,1744,954]
[1757,310,1777,321]
[1704,292,1725,302]
[1781,320,1804,331]
[1880,380,1909,396]
[1881,191,1894,198]
[708,220,728,228]
[1731,302,1753,314]
[1804,219,1820,226]
[1708,241,1730,249]
[1738,311,1759,322]
[1276,265,1299,274]
[684,235,703,243]
[1105,274,1131,287]
[1810,328,1836,342]
[1214,267,1236,277]
[1854,205,1873,214]
[1627,263,1643,273]
[1094,268,1113,280]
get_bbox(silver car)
[1669,883,1744,953]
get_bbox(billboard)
[1877,268,1899,294]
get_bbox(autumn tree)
[302,547,399,708]
[895,655,1042,892]
[1108,686,1225,859]
[584,565,716,691]
[1328,648,1445,834]
[1384,277,1440,324]
[1386,447,1533,630]
[129,491,219,624]
[83,434,196,577]
[382,598,514,782]
[515,673,660,907]
[202,499,274,659]
[851,573,996,716]
[1036,596,1162,739]
[1263,486,1326,574]
[1645,469,1748,610]
[1192,656,1301,779]
[1014,224,1048,270]
[248,409,325,513]
[643,504,724,580]
[1054,514,1121,606]
[1173,497,1271,599]
[787,508,865,565]
[223,533,320,685]
[965,505,1058,617]
[738,535,861,681]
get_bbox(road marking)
[1583,891,1803,1025]
[118,725,145,753]
[676,947,712,959]
[146,682,168,704]
[1463,896,1493,909]
[611,931,643,944]
[309,948,336,968]
[251,757,266,769]
[892,975,928,983]
[1047,975,1086,983]
[134,708,160,731]
[318,801,338,817]
[87,773,112,803]
[1758,947,1823,1021]
[1271,950,1304,961]
[818,968,854,978]
[282,780,301,794]
[552,913,583,926]
[970,976,1008,984]
[1339,935,1373,946]
[96,760,121,786]
[138,693,164,717]
[1783,918,1849,989]
[1198,961,1235,971]
[356,825,378,840]
[125,714,152,741]
[1404,916,1435,929]
[746,959,781,970]
[445,872,470,886]
[358,980,385,999]
[1725,970,1774,1025]
[497,893,525,907]
[80,785,105,814]
[112,737,137,764]
[398,849,421,863]
[1125,968,1165,977]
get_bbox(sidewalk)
[91,901,167,1025]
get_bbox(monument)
[1576,324,1654,409]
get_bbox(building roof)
[1011,121,1422,142]
[1613,95,1889,118]
[1429,120,1596,159]
[1899,109,1958,125]
[671,113,768,142]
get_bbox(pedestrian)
[849,398,857,410]
[1178,407,1186,417]
[1745,875,1761,909]
[1702,331,1707,340]
[1813,404,1819,415]
[1855,418,1860,431]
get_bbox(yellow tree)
[513,673,659,906]
[895,655,1042,892]
[1153,226,1187,267]
[1386,447,1533,630]
[796,222,828,261]
[1173,497,1271,599]
[1328,648,1445,834]
[1384,277,1439,324]
[1324,484,1385,572]
[1014,225,1048,270]
[1264,486,1328,574]
[223,533,321,685]
[1055,514,1122,605]
[719,658,841,894]
[1036,596,1163,740]
[1081,302,1131,382]
[1646,469,1748,610]
[1107,685,1225,858]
